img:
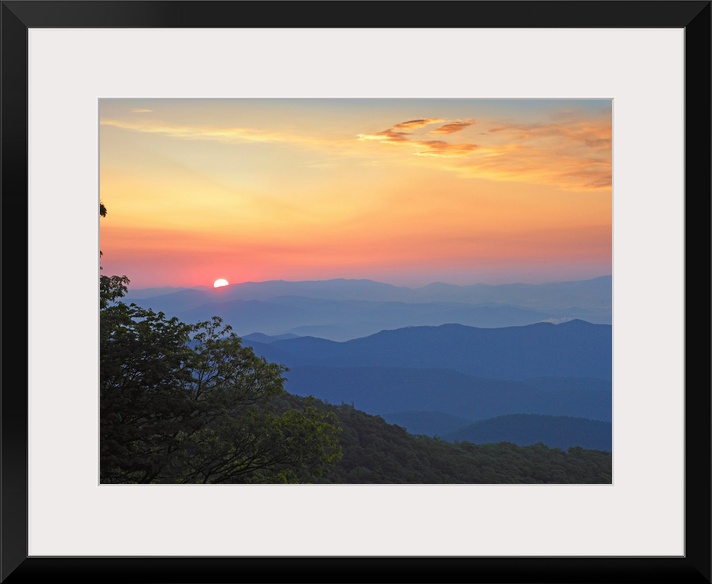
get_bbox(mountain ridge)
[126,275,612,303]
[443,414,612,451]
[252,319,612,381]
[281,365,612,422]
[122,276,612,341]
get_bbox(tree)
[99,200,129,308]
[100,274,130,309]
[99,204,342,483]
[100,302,196,482]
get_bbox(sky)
[99,99,612,289]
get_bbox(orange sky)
[99,99,612,288]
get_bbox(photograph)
[99,98,613,485]
[3,0,709,582]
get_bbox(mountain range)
[122,277,612,451]
[123,276,612,341]
[241,320,612,449]
[442,414,612,451]
[243,320,612,381]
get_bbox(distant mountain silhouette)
[443,414,612,451]
[197,275,612,308]
[380,411,475,437]
[248,320,612,381]
[242,332,300,344]
[282,365,611,421]
[123,276,612,340]
[413,276,612,310]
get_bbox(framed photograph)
[98,95,616,488]
[3,1,709,582]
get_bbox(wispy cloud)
[357,118,444,144]
[357,118,478,157]
[415,140,479,157]
[393,118,444,130]
[357,127,411,144]
[130,108,154,113]
[359,116,611,190]
[460,119,612,189]
[100,118,316,146]
[431,120,476,134]
[487,121,611,148]
[102,112,611,191]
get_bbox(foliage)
[100,203,342,483]
[303,402,611,484]
[100,274,130,309]
[100,306,342,483]
[99,200,130,309]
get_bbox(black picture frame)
[2,2,710,582]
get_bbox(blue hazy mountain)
[281,365,611,422]
[118,285,211,300]
[120,278,611,449]
[244,320,611,381]
[243,320,612,445]
[155,275,611,307]
[242,332,300,344]
[180,297,557,341]
[380,412,612,451]
[123,276,611,341]
[380,411,475,437]
[413,276,612,310]
[443,414,612,451]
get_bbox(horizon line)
[125,274,613,292]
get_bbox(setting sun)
[213,279,229,288]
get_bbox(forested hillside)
[280,395,612,484]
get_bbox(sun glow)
[100,99,611,288]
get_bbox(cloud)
[414,140,478,157]
[130,108,154,113]
[358,119,477,157]
[103,111,611,192]
[100,118,317,146]
[431,120,475,134]
[358,114,611,190]
[357,118,444,144]
[451,117,612,190]
[364,128,411,143]
[393,118,444,130]
[482,121,611,151]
